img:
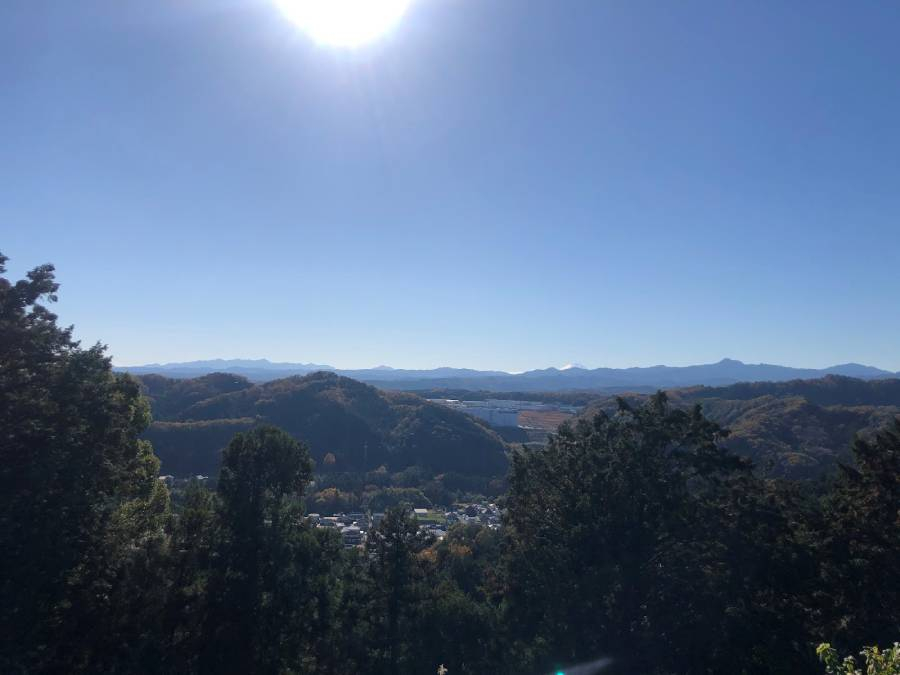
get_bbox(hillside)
[139,372,900,481]
[680,375,900,407]
[584,375,900,479]
[140,371,509,477]
[139,372,255,420]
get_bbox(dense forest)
[142,370,509,478]
[584,379,900,480]
[2,254,898,674]
[146,370,900,485]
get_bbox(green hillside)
[583,375,900,478]
[140,371,509,477]
[681,375,900,407]
[143,418,256,477]
[139,372,254,420]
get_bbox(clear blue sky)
[3,0,899,371]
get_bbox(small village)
[307,501,502,548]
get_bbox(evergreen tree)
[0,253,170,672]
[365,506,429,674]
[163,480,217,673]
[818,420,900,650]
[501,393,815,674]
[199,425,341,675]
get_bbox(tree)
[501,393,814,674]
[818,421,900,650]
[199,425,339,675]
[411,523,505,674]
[0,253,170,672]
[366,506,430,674]
[163,480,217,673]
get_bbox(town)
[161,474,504,550]
[308,502,502,548]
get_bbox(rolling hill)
[139,371,900,481]
[140,371,509,477]
[584,375,900,479]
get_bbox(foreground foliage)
[0,253,169,672]
[818,643,900,675]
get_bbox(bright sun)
[274,0,413,47]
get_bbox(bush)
[817,642,900,674]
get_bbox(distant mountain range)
[117,358,899,392]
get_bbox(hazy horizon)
[114,354,898,375]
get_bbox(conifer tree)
[0,253,170,672]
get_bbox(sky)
[2,0,900,371]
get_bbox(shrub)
[817,642,900,675]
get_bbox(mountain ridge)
[117,357,899,392]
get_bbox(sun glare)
[274,0,413,47]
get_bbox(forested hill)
[138,372,255,420]
[583,375,900,479]
[140,371,509,477]
[141,371,900,480]
[680,374,900,407]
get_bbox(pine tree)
[819,421,900,649]
[199,425,321,674]
[0,252,171,672]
